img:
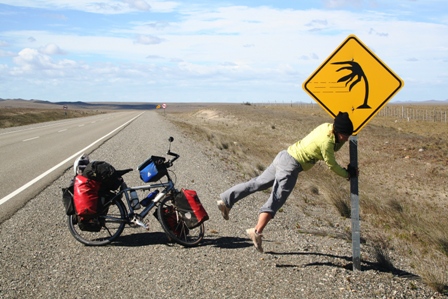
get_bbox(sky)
[0,0,447,104]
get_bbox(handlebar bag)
[175,189,209,229]
[138,156,167,183]
[73,175,101,217]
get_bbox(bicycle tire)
[67,198,127,246]
[157,195,204,247]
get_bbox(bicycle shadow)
[109,233,252,249]
[111,232,169,247]
[110,227,343,249]
[266,251,420,279]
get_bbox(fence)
[287,103,448,123]
[377,105,447,123]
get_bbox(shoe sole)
[246,229,263,253]
[217,201,229,220]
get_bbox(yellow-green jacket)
[287,123,349,178]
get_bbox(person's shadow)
[265,250,420,279]
[109,231,416,279]
[200,236,253,249]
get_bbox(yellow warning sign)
[303,35,404,135]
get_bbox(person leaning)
[217,112,358,252]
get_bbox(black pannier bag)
[174,189,209,229]
[138,156,167,183]
[61,180,75,216]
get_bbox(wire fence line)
[377,105,447,123]
[286,103,448,123]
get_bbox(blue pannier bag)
[138,156,167,183]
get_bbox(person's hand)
[346,163,359,180]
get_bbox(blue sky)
[0,0,447,103]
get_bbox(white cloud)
[134,34,164,45]
[123,0,151,11]
[12,48,76,74]
[0,1,447,102]
[1,0,176,14]
[39,43,66,55]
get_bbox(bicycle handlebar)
[166,150,179,167]
[164,136,179,167]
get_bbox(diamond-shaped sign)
[303,35,404,135]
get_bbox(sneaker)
[217,200,230,220]
[246,228,263,253]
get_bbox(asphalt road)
[0,111,143,223]
[0,111,442,298]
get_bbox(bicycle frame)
[99,177,177,230]
[123,180,175,217]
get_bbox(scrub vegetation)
[162,103,448,294]
[0,107,103,128]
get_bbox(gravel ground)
[0,111,444,299]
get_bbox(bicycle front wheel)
[67,198,127,246]
[157,195,204,247]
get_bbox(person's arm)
[321,143,349,178]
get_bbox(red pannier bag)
[73,175,101,217]
[174,189,209,229]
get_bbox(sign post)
[302,34,404,270]
[349,135,361,270]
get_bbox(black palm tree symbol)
[332,60,370,109]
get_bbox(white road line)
[0,115,112,136]
[23,136,39,142]
[58,129,67,133]
[0,122,67,136]
[0,112,144,206]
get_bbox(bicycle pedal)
[131,216,149,230]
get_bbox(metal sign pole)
[349,135,361,271]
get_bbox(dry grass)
[0,107,103,128]
[162,103,448,294]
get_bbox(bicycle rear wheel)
[157,195,204,247]
[67,198,127,246]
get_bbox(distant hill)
[0,98,159,110]
[393,99,448,105]
[1,98,447,110]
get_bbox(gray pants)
[220,150,302,217]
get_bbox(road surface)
[0,111,142,223]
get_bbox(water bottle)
[140,190,159,207]
[130,190,141,210]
